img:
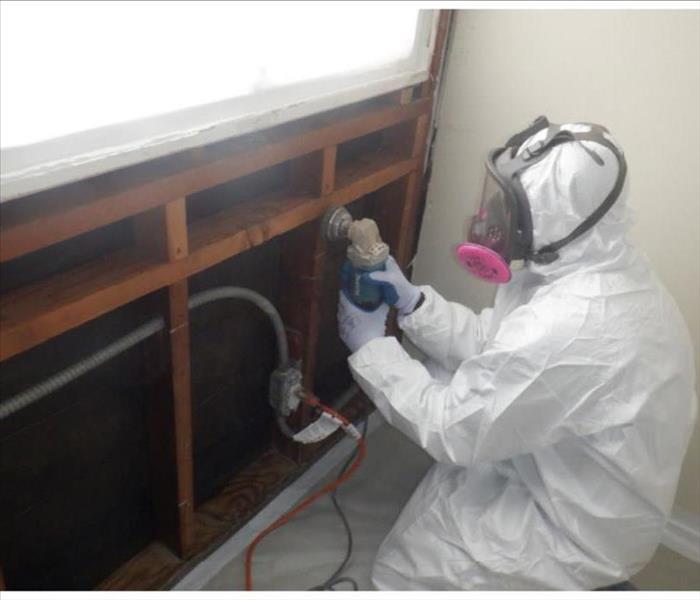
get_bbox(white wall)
[413,10,700,514]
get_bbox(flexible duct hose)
[187,286,288,367]
[0,317,165,420]
[0,286,289,421]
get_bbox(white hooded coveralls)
[348,125,698,590]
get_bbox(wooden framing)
[0,98,429,264]
[0,10,452,590]
[0,121,423,362]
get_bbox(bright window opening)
[0,1,437,201]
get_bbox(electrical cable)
[244,393,367,591]
[0,316,165,420]
[0,286,288,421]
[2,283,367,589]
[187,286,289,368]
[307,413,369,592]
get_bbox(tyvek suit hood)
[521,123,632,279]
[347,122,697,590]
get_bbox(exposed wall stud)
[0,10,452,589]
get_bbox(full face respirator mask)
[456,116,627,283]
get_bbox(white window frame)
[0,9,439,202]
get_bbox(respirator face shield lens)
[455,164,516,283]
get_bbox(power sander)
[322,206,389,311]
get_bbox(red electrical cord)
[244,393,366,591]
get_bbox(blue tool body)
[341,260,387,311]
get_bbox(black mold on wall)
[0,296,156,590]
[0,156,392,589]
[188,241,281,505]
[0,218,134,295]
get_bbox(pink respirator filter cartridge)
[455,243,512,283]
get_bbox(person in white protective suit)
[337,117,697,590]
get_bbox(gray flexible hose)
[276,414,297,439]
[0,286,289,421]
[187,286,289,368]
[0,317,165,420]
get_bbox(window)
[1,1,438,201]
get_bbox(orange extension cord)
[244,393,367,591]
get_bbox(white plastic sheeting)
[177,419,434,591]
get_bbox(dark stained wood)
[132,198,188,263]
[99,391,371,591]
[401,101,435,273]
[186,242,281,507]
[289,151,323,197]
[0,11,449,590]
[96,541,182,591]
[395,114,431,266]
[167,281,195,558]
[132,207,168,260]
[98,448,298,590]
[116,199,196,560]
[334,147,412,190]
[412,114,431,159]
[145,323,181,561]
[381,122,415,162]
[275,142,335,460]
[375,119,431,269]
[157,199,194,557]
[195,449,298,526]
[420,10,454,99]
[0,153,418,361]
[370,177,407,264]
[278,231,324,375]
[165,199,189,261]
[0,99,429,262]
[186,155,417,278]
[290,145,336,197]
[321,146,337,195]
[0,217,133,297]
[277,222,327,461]
[395,172,422,268]
[0,299,156,590]
[0,247,167,361]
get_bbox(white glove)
[337,292,389,353]
[366,256,422,315]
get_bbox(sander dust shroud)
[322,206,389,311]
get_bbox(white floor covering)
[198,419,433,591]
[176,415,699,592]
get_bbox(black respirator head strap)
[505,115,550,158]
[528,124,627,265]
[489,122,576,261]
